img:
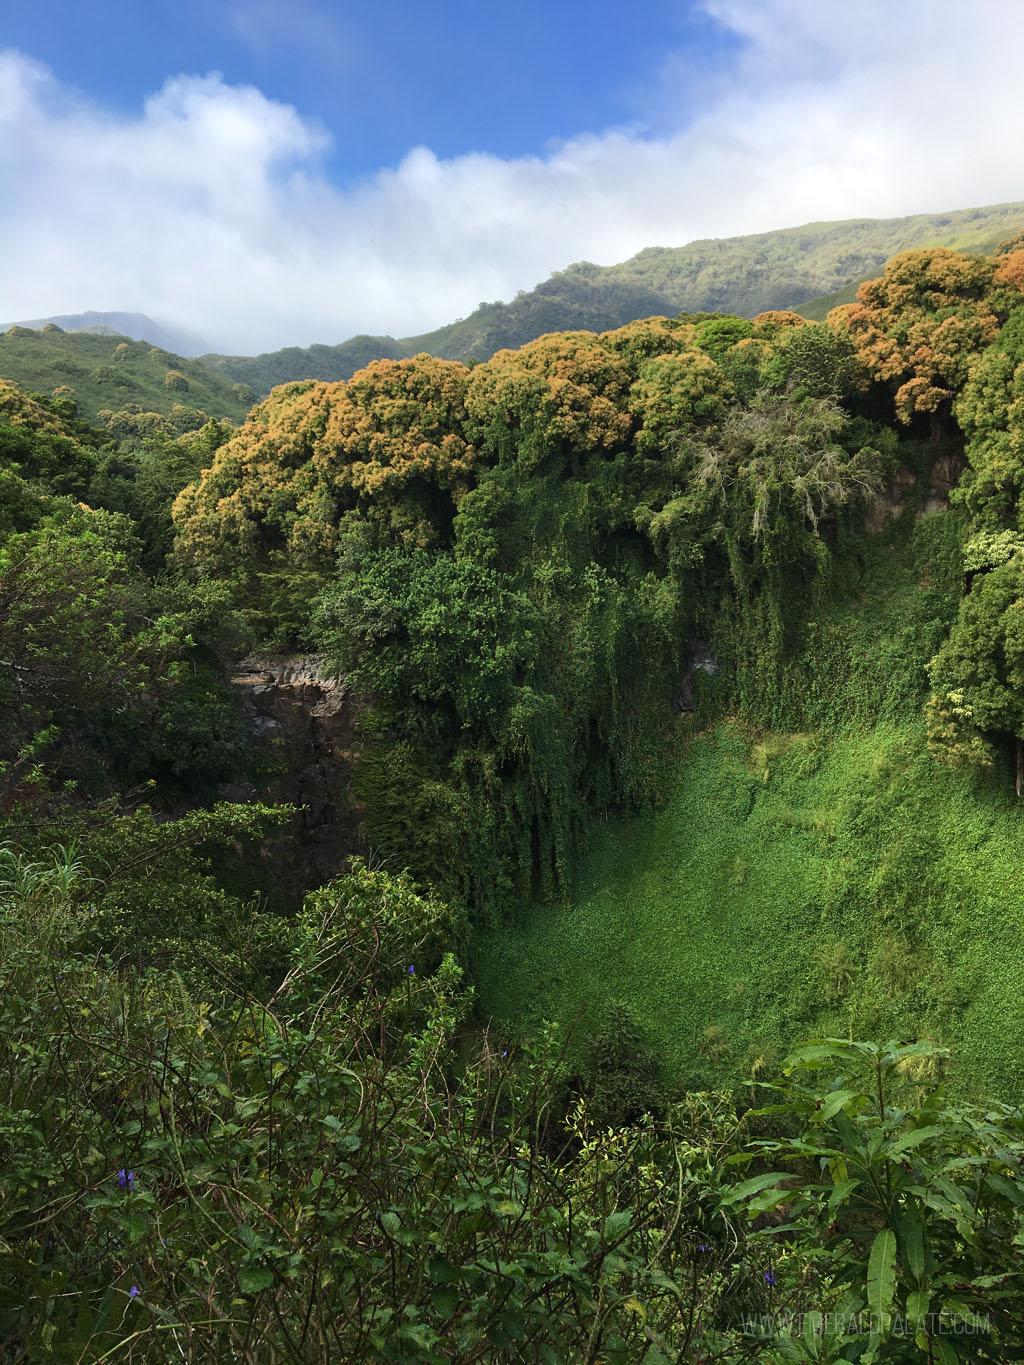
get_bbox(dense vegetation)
[7,231,1024,1358]
[1,312,207,358]
[0,325,252,427]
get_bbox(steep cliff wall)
[223,656,363,898]
[864,450,963,534]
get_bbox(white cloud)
[1,0,1023,354]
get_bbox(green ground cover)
[0,325,251,424]
[472,717,1024,1099]
[472,499,1024,1102]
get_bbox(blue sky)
[0,1,1021,351]
[2,0,740,177]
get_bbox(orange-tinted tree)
[172,356,476,628]
[464,330,633,472]
[829,248,1022,435]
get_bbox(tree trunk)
[1015,737,1022,800]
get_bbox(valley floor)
[472,718,1024,1098]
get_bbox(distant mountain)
[0,325,252,426]
[200,335,411,397]
[5,311,210,358]
[201,201,1024,394]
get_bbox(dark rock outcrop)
[864,462,917,534]
[223,656,363,900]
[865,451,965,533]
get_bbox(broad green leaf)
[604,1210,632,1241]
[833,1109,864,1155]
[430,1285,460,1318]
[820,1089,859,1120]
[720,1172,793,1204]
[972,1271,1020,1287]
[784,1042,858,1072]
[767,1339,806,1362]
[499,1310,526,1339]
[916,1188,966,1230]
[428,1257,458,1283]
[238,1266,274,1294]
[803,1310,825,1358]
[899,1210,926,1283]
[906,1288,930,1322]
[888,1125,942,1157]
[862,1332,882,1365]
[747,1187,792,1215]
[866,1228,897,1326]
[933,1340,959,1364]
[983,1171,1024,1205]
[931,1174,969,1209]
[828,1177,860,1212]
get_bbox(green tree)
[955,308,1024,530]
[927,550,1024,785]
[0,517,156,794]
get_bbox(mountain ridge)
[198,200,1024,393]
[3,311,210,358]
[0,325,251,426]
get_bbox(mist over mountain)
[198,201,1024,393]
[0,325,251,426]
[13,204,1024,401]
[4,311,211,358]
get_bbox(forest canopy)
[8,234,1024,1360]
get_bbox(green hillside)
[474,714,1024,1099]
[795,218,1024,321]
[3,311,210,357]
[11,230,1024,1359]
[202,200,1024,391]
[470,494,1024,1096]
[0,324,253,426]
[200,334,410,393]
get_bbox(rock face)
[864,462,918,534]
[224,656,363,900]
[921,452,964,516]
[864,451,965,533]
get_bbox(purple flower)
[407,965,415,976]
[764,1271,776,1287]
[501,1050,508,1058]
[698,1243,708,1252]
[129,1285,140,1299]
[117,1169,135,1191]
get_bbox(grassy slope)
[471,501,1024,1101]
[796,221,1024,321]
[472,721,1024,1098]
[200,202,1024,391]
[0,327,250,425]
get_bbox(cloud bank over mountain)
[1,0,1021,352]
